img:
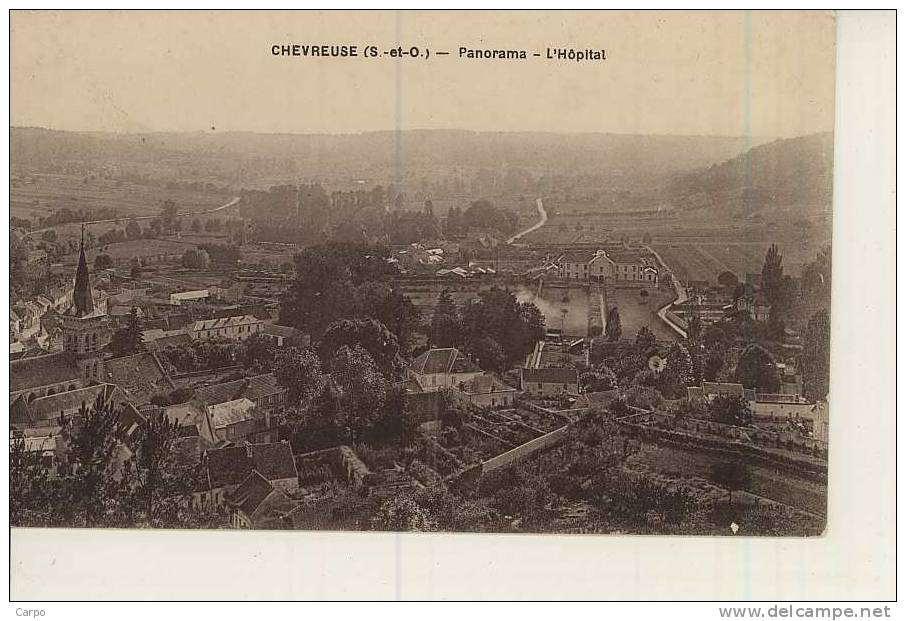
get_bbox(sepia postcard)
[6,8,897,603]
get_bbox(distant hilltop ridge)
[667,132,834,218]
[10,126,775,184]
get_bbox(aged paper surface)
[7,10,894,601]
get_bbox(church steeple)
[72,225,95,317]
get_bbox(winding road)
[507,198,547,244]
[646,244,688,339]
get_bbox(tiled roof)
[116,403,148,442]
[193,374,284,407]
[262,323,298,338]
[225,470,279,516]
[205,441,297,490]
[10,352,81,393]
[23,384,122,426]
[206,446,252,489]
[458,375,517,395]
[249,442,297,480]
[521,367,579,385]
[208,398,255,430]
[410,348,480,376]
[163,402,205,428]
[177,424,201,438]
[559,250,595,264]
[103,352,175,405]
[606,249,649,265]
[192,315,260,332]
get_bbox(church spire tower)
[61,224,109,383]
[72,225,96,317]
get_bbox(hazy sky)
[11,10,836,137]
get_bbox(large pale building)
[190,315,263,341]
[557,247,659,285]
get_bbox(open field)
[11,173,238,255]
[654,240,825,285]
[512,203,829,287]
[239,243,298,268]
[11,173,230,222]
[628,442,826,517]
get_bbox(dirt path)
[507,198,547,244]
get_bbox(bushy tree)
[801,310,830,400]
[659,342,693,398]
[463,336,507,373]
[735,344,780,392]
[64,395,124,526]
[581,366,617,392]
[459,287,544,365]
[109,307,144,356]
[623,385,666,411]
[160,199,179,234]
[319,318,400,379]
[710,460,753,506]
[376,495,437,532]
[274,347,326,409]
[240,333,276,372]
[761,244,784,306]
[181,248,211,270]
[119,413,199,527]
[355,282,420,353]
[605,307,622,342]
[687,316,703,344]
[703,351,725,381]
[329,345,391,443]
[10,438,59,526]
[709,394,753,427]
[94,254,114,270]
[279,241,397,336]
[13,397,221,529]
[125,220,142,240]
[635,326,657,354]
[431,289,460,347]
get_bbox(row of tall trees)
[445,200,519,237]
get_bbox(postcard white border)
[5,9,897,602]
